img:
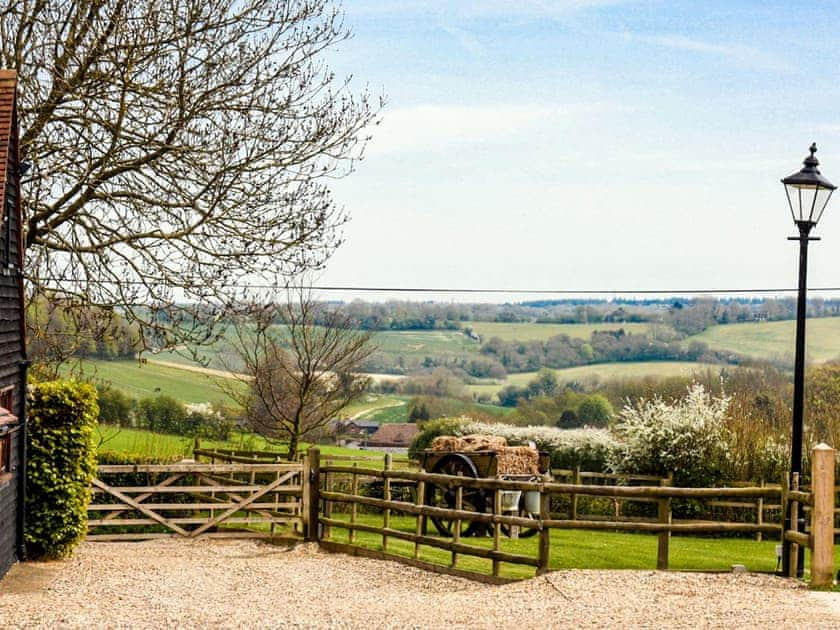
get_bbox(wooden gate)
[88,462,305,541]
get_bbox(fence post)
[451,479,462,568]
[301,451,310,537]
[305,447,320,542]
[572,465,581,520]
[756,479,764,542]
[537,477,551,576]
[414,476,425,560]
[349,463,358,544]
[810,443,835,587]
[323,466,333,540]
[780,473,789,575]
[657,472,673,570]
[383,453,392,553]
[787,473,800,578]
[492,488,502,578]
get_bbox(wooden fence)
[88,462,305,541]
[308,444,836,587]
[194,445,415,470]
[782,443,835,585]
[86,444,836,587]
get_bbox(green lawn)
[466,321,659,342]
[325,514,814,580]
[689,318,840,365]
[467,362,725,399]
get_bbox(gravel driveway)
[1,539,839,629]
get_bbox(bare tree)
[1,0,380,355]
[221,287,375,460]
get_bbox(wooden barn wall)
[0,120,23,416]
[0,79,24,579]
[0,428,20,577]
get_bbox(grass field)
[60,359,242,405]
[344,394,411,422]
[369,329,478,357]
[466,361,725,399]
[690,317,840,365]
[95,425,392,460]
[466,321,658,341]
[155,327,481,370]
[325,514,810,579]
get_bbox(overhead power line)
[30,277,840,296]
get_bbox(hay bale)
[431,436,467,452]
[494,446,540,475]
[460,434,507,451]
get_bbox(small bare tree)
[221,287,375,460]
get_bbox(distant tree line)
[27,296,142,376]
[480,329,738,376]
[315,297,840,334]
[96,388,235,441]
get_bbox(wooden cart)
[418,448,551,538]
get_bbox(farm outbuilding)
[366,423,419,449]
[0,69,29,581]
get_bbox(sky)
[316,1,840,303]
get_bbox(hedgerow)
[25,381,98,559]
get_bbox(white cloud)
[625,32,790,73]
[367,103,559,155]
[440,24,484,55]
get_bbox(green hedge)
[96,449,182,465]
[25,381,99,559]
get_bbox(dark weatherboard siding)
[0,69,27,580]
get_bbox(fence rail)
[311,444,836,586]
[88,462,305,541]
[316,457,786,578]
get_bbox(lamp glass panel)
[811,187,834,224]
[785,183,824,223]
[784,183,803,221]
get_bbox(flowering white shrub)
[609,384,731,486]
[751,436,788,481]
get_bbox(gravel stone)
[1,539,839,629]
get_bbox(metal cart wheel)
[427,453,487,537]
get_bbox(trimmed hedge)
[25,381,99,559]
[96,449,183,466]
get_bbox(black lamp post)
[780,143,835,577]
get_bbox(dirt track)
[2,539,839,629]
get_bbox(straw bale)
[494,446,540,475]
[430,436,467,452]
[460,434,507,451]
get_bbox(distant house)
[341,420,380,438]
[329,419,381,446]
[0,69,28,581]
[367,423,419,449]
